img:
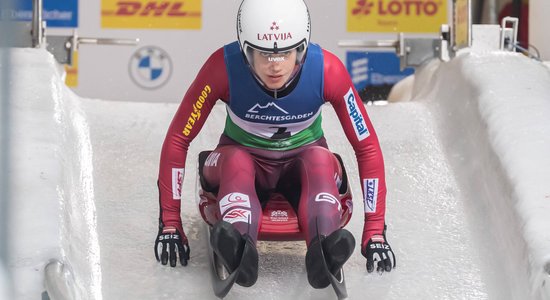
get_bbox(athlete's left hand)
[362,234,396,273]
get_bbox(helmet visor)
[246,48,306,91]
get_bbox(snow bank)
[412,51,550,299]
[5,48,65,299]
[3,48,100,300]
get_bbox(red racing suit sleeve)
[322,49,388,248]
[157,47,229,233]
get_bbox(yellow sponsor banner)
[454,0,470,48]
[101,0,202,29]
[347,0,448,33]
[65,51,78,87]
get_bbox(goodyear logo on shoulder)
[101,0,201,29]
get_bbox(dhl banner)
[347,0,447,33]
[101,0,202,29]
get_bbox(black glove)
[154,225,190,267]
[362,233,396,273]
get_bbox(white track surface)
[4,48,550,300]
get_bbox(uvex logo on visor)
[257,21,293,41]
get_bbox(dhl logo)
[101,0,202,29]
[102,1,200,17]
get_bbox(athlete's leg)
[291,146,343,244]
[203,146,261,286]
[288,146,355,289]
[202,146,262,242]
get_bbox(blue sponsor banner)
[1,0,78,28]
[346,51,414,93]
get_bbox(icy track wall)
[410,51,550,299]
[6,48,101,300]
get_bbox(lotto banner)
[101,0,202,29]
[347,0,447,33]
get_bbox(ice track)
[4,48,550,300]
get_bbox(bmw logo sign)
[129,46,172,89]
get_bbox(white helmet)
[237,0,311,70]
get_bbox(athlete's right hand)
[155,225,190,267]
[362,234,395,273]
